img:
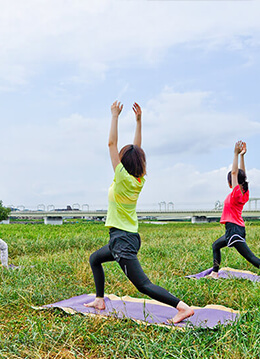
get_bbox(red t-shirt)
[220,185,249,227]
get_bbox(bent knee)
[89,251,101,267]
[89,252,96,266]
[212,241,220,251]
[0,240,8,251]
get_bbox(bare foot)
[207,271,219,279]
[168,301,194,324]
[84,297,106,310]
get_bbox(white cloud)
[1,0,260,211]
[139,163,228,210]
[1,83,260,208]
[2,86,259,209]
[141,88,260,155]
[0,111,113,208]
[248,168,260,198]
[139,164,260,211]
[2,113,109,163]
[1,0,260,88]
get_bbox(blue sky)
[0,0,260,211]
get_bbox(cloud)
[139,163,228,210]
[141,88,260,155]
[1,0,260,88]
[1,89,259,209]
[248,168,260,198]
[139,164,260,211]
[1,112,109,162]
[0,111,113,208]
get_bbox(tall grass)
[0,221,259,358]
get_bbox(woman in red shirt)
[209,141,260,279]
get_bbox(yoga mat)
[186,267,260,282]
[35,294,239,329]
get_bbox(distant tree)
[0,201,11,221]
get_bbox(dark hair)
[119,144,146,178]
[227,169,248,193]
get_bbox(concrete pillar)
[44,216,63,225]
[191,216,208,224]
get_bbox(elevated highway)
[9,209,260,222]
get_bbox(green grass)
[0,221,260,358]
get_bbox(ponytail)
[241,181,249,194]
[238,169,249,194]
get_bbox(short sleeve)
[114,163,130,183]
[231,185,249,204]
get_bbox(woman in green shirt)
[85,101,194,324]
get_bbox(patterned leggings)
[212,235,260,272]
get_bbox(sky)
[0,0,260,211]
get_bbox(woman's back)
[105,163,145,233]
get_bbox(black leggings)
[89,244,180,307]
[212,235,260,272]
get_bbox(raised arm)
[108,101,123,171]
[133,102,142,147]
[239,141,247,175]
[231,141,243,188]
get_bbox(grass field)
[0,221,260,358]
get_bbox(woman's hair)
[119,144,146,178]
[227,169,249,193]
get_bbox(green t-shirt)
[105,163,145,233]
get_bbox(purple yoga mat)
[186,267,260,282]
[44,294,239,329]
